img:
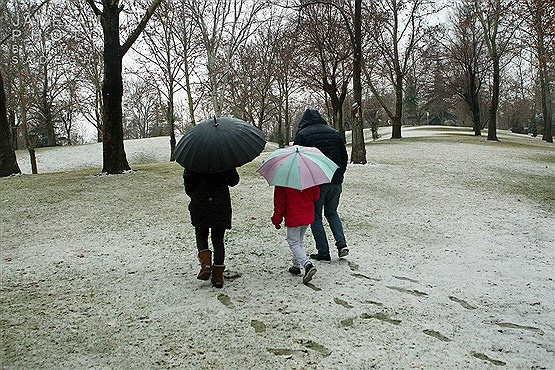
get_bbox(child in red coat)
[271,185,320,283]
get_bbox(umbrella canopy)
[257,145,339,190]
[175,117,266,173]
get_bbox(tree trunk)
[42,63,56,147]
[487,56,500,141]
[468,72,482,136]
[9,111,17,150]
[168,97,176,161]
[539,48,553,143]
[391,80,403,139]
[0,71,21,177]
[101,3,130,174]
[182,37,196,126]
[285,87,291,146]
[327,89,346,143]
[472,102,482,136]
[350,0,366,164]
[21,104,37,174]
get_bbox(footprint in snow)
[393,275,420,283]
[267,348,306,356]
[449,296,477,310]
[334,297,353,309]
[251,320,266,333]
[423,329,451,342]
[496,322,544,335]
[339,317,355,327]
[471,352,506,366]
[304,282,321,291]
[386,286,428,297]
[351,272,379,282]
[297,339,332,356]
[217,293,235,309]
[360,312,401,325]
[347,260,359,271]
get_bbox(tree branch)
[84,0,102,17]
[0,0,51,46]
[121,0,162,56]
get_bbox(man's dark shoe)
[288,266,301,275]
[338,247,349,258]
[303,263,317,284]
[309,253,331,262]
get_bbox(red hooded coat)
[271,186,320,227]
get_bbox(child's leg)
[210,227,226,265]
[286,226,310,268]
[195,227,210,251]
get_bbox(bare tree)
[184,0,269,116]
[84,0,162,174]
[291,0,367,164]
[274,23,304,147]
[472,0,520,141]
[0,2,22,176]
[134,0,185,160]
[520,0,554,143]
[174,0,203,127]
[441,2,487,135]
[123,78,160,139]
[0,71,21,176]
[361,0,437,140]
[296,3,353,140]
[229,15,282,130]
[68,0,104,142]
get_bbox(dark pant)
[311,183,347,256]
[195,227,226,265]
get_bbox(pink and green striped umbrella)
[257,145,339,190]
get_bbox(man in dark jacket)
[294,108,349,261]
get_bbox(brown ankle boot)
[197,250,212,280]
[211,265,225,288]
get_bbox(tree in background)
[521,0,553,143]
[472,0,520,141]
[229,16,280,130]
[440,2,487,135]
[68,0,104,143]
[0,71,21,177]
[294,0,366,164]
[84,0,162,174]
[296,3,353,141]
[123,78,161,139]
[184,0,269,117]
[273,24,303,147]
[136,0,184,160]
[362,0,437,140]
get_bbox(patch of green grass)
[489,168,555,212]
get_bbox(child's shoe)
[288,266,301,275]
[303,263,317,284]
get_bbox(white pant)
[286,225,310,268]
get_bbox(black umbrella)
[175,116,266,173]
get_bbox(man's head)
[298,108,328,131]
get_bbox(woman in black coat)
[184,169,240,288]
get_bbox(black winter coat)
[293,109,348,184]
[183,169,240,229]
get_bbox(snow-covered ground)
[2,126,554,369]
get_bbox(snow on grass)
[1,126,554,369]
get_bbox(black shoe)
[338,247,349,258]
[303,263,317,284]
[309,253,331,262]
[288,266,301,275]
